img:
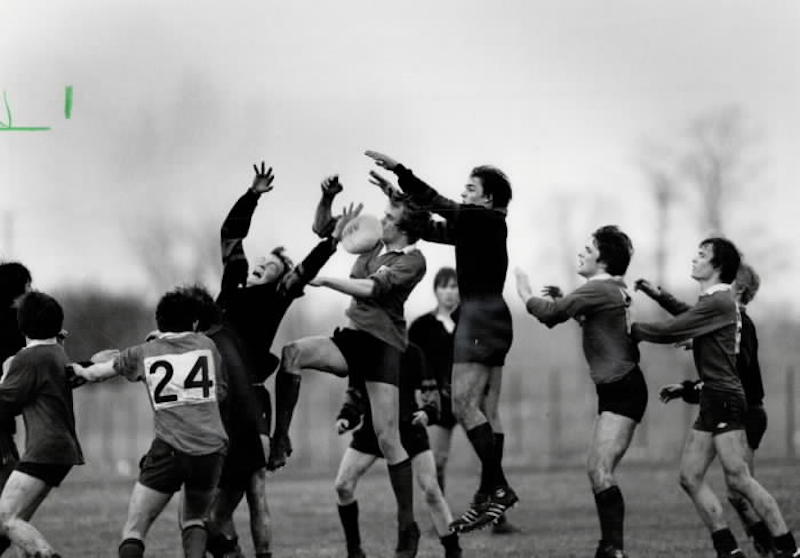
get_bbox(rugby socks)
[493,432,509,489]
[118,538,144,558]
[465,422,496,495]
[711,528,740,555]
[594,485,625,550]
[749,521,774,552]
[338,501,362,554]
[440,532,461,554]
[774,532,798,554]
[181,525,208,558]
[273,370,301,439]
[387,458,415,529]
[255,553,273,558]
[0,536,10,554]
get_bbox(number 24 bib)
[144,349,216,410]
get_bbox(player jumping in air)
[515,225,643,558]
[632,238,799,558]
[72,289,229,558]
[203,163,360,558]
[365,150,517,533]
[638,262,776,557]
[333,343,462,558]
[269,179,429,557]
[0,291,83,558]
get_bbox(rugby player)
[515,225,642,558]
[639,262,775,557]
[72,289,229,558]
[269,186,429,557]
[0,291,82,558]
[333,343,461,558]
[632,238,799,558]
[365,151,517,533]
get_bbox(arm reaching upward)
[312,175,343,238]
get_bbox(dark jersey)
[217,189,338,381]
[0,306,24,439]
[408,312,455,401]
[633,285,742,396]
[393,165,508,300]
[524,276,640,384]
[0,344,83,465]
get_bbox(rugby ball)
[341,214,382,254]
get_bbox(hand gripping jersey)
[114,332,228,456]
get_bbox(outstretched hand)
[513,267,534,303]
[321,175,343,197]
[659,383,684,404]
[368,170,403,200]
[331,202,365,241]
[634,278,660,298]
[251,161,275,194]
[541,285,563,299]
[364,150,400,171]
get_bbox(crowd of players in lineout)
[0,150,796,558]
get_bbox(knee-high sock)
[465,423,496,495]
[0,535,10,555]
[118,538,145,558]
[338,501,362,553]
[388,458,415,529]
[711,528,739,554]
[774,532,798,554]
[273,370,301,438]
[493,432,509,489]
[594,486,625,549]
[182,525,208,558]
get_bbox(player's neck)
[436,304,456,317]
[697,276,722,293]
[384,238,410,252]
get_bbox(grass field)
[30,459,800,557]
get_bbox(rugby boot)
[463,485,519,532]
[717,550,747,558]
[773,549,800,558]
[449,492,490,533]
[491,514,522,535]
[594,541,628,558]
[266,433,292,471]
[395,521,420,558]
[347,548,366,558]
[752,538,776,558]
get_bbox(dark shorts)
[218,426,266,491]
[351,418,431,459]
[596,366,649,423]
[139,438,224,494]
[253,384,272,436]
[15,462,72,488]
[744,404,767,451]
[332,328,401,386]
[453,297,513,366]
[693,389,746,436]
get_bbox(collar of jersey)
[701,283,732,296]
[587,272,617,282]
[154,331,194,340]
[380,242,417,256]
[26,338,58,348]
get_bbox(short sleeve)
[113,344,146,382]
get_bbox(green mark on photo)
[65,86,74,119]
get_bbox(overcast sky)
[2,0,799,316]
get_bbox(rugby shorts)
[596,366,648,423]
[453,296,513,367]
[692,389,746,436]
[350,416,430,459]
[138,438,224,494]
[15,462,72,487]
[331,328,401,386]
[218,425,266,491]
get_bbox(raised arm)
[312,175,343,238]
[631,296,733,345]
[635,279,691,316]
[514,268,601,328]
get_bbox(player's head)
[17,291,63,340]
[463,165,512,210]
[381,199,430,245]
[0,262,32,308]
[179,285,221,331]
[433,266,459,309]
[247,247,294,288]
[734,262,760,305]
[155,289,198,333]
[587,225,633,277]
[693,237,740,284]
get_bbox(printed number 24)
[149,355,213,404]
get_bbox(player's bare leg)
[181,485,217,558]
[245,467,272,558]
[119,482,172,558]
[365,380,419,558]
[270,336,348,470]
[428,425,453,493]
[412,450,462,558]
[206,489,245,558]
[715,430,799,557]
[335,448,378,558]
[727,449,775,556]
[587,412,637,557]
[0,472,57,557]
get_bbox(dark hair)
[393,200,431,245]
[270,246,294,281]
[471,165,512,209]
[18,291,63,340]
[155,289,198,333]
[699,237,741,284]
[0,262,32,307]
[592,225,633,276]
[433,267,457,290]
[735,262,760,305]
[178,285,221,331]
